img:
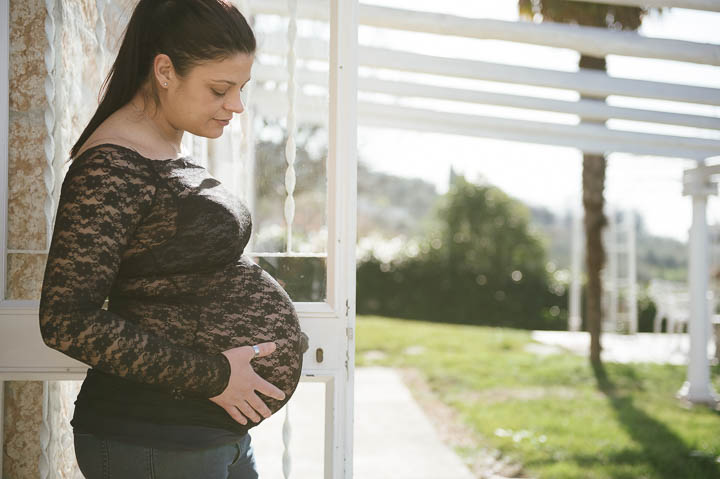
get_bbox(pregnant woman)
[38,1,308,478]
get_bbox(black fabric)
[40,143,308,450]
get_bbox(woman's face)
[162,52,253,139]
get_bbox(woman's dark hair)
[69,0,256,161]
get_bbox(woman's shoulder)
[74,140,145,161]
[75,124,170,160]
[74,129,150,159]
[69,140,162,183]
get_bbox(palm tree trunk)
[583,152,606,364]
[579,54,608,365]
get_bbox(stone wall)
[4,1,130,477]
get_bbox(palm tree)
[518,0,663,364]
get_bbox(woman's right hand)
[208,342,286,425]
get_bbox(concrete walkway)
[247,332,718,478]
[530,330,718,365]
[249,366,476,479]
[243,331,715,479]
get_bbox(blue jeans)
[73,431,259,479]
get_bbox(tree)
[252,120,327,251]
[357,174,565,329]
[517,0,663,364]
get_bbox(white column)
[607,205,619,332]
[327,0,358,476]
[569,204,583,331]
[627,210,639,334]
[678,160,719,405]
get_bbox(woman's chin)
[207,128,225,139]
[185,127,224,139]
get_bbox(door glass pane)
[191,5,330,303]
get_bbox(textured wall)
[6,0,47,290]
[2,382,43,478]
[4,0,120,477]
[4,0,53,475]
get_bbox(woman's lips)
[215,119,230,126]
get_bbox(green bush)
[638,291,658,332]
[357,175,567,330]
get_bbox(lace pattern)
[39,144,308,414]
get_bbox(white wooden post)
[607,205,619,332]
[627,210,638,334]
[327,0,358,476]
[678,160,719,405]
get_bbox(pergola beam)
[251,89,720,159]
[259,35,720,106]
[251,0,720,66]
[253,64,720,131]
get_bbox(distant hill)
[526,205,688,283]
[355,165,688,284]
[357,160,438,239]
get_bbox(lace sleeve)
[38,149,231,399]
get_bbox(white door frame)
[0,1,358,477]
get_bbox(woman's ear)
[153,53,175,88]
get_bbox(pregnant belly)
[109,255,305,418]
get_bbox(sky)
[353,1,720,242]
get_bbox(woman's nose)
[225,92,245,114]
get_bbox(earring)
[163,82,168,87]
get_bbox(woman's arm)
[38,148,230,399]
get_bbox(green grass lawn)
[355,315,720,479]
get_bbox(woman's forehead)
[195,53,253,78]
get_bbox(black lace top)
[39,143,308,450]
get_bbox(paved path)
[530,331,717,365]
[247,331,717,478]
[249,366,476,479]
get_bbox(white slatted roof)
[248,0,720,161]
